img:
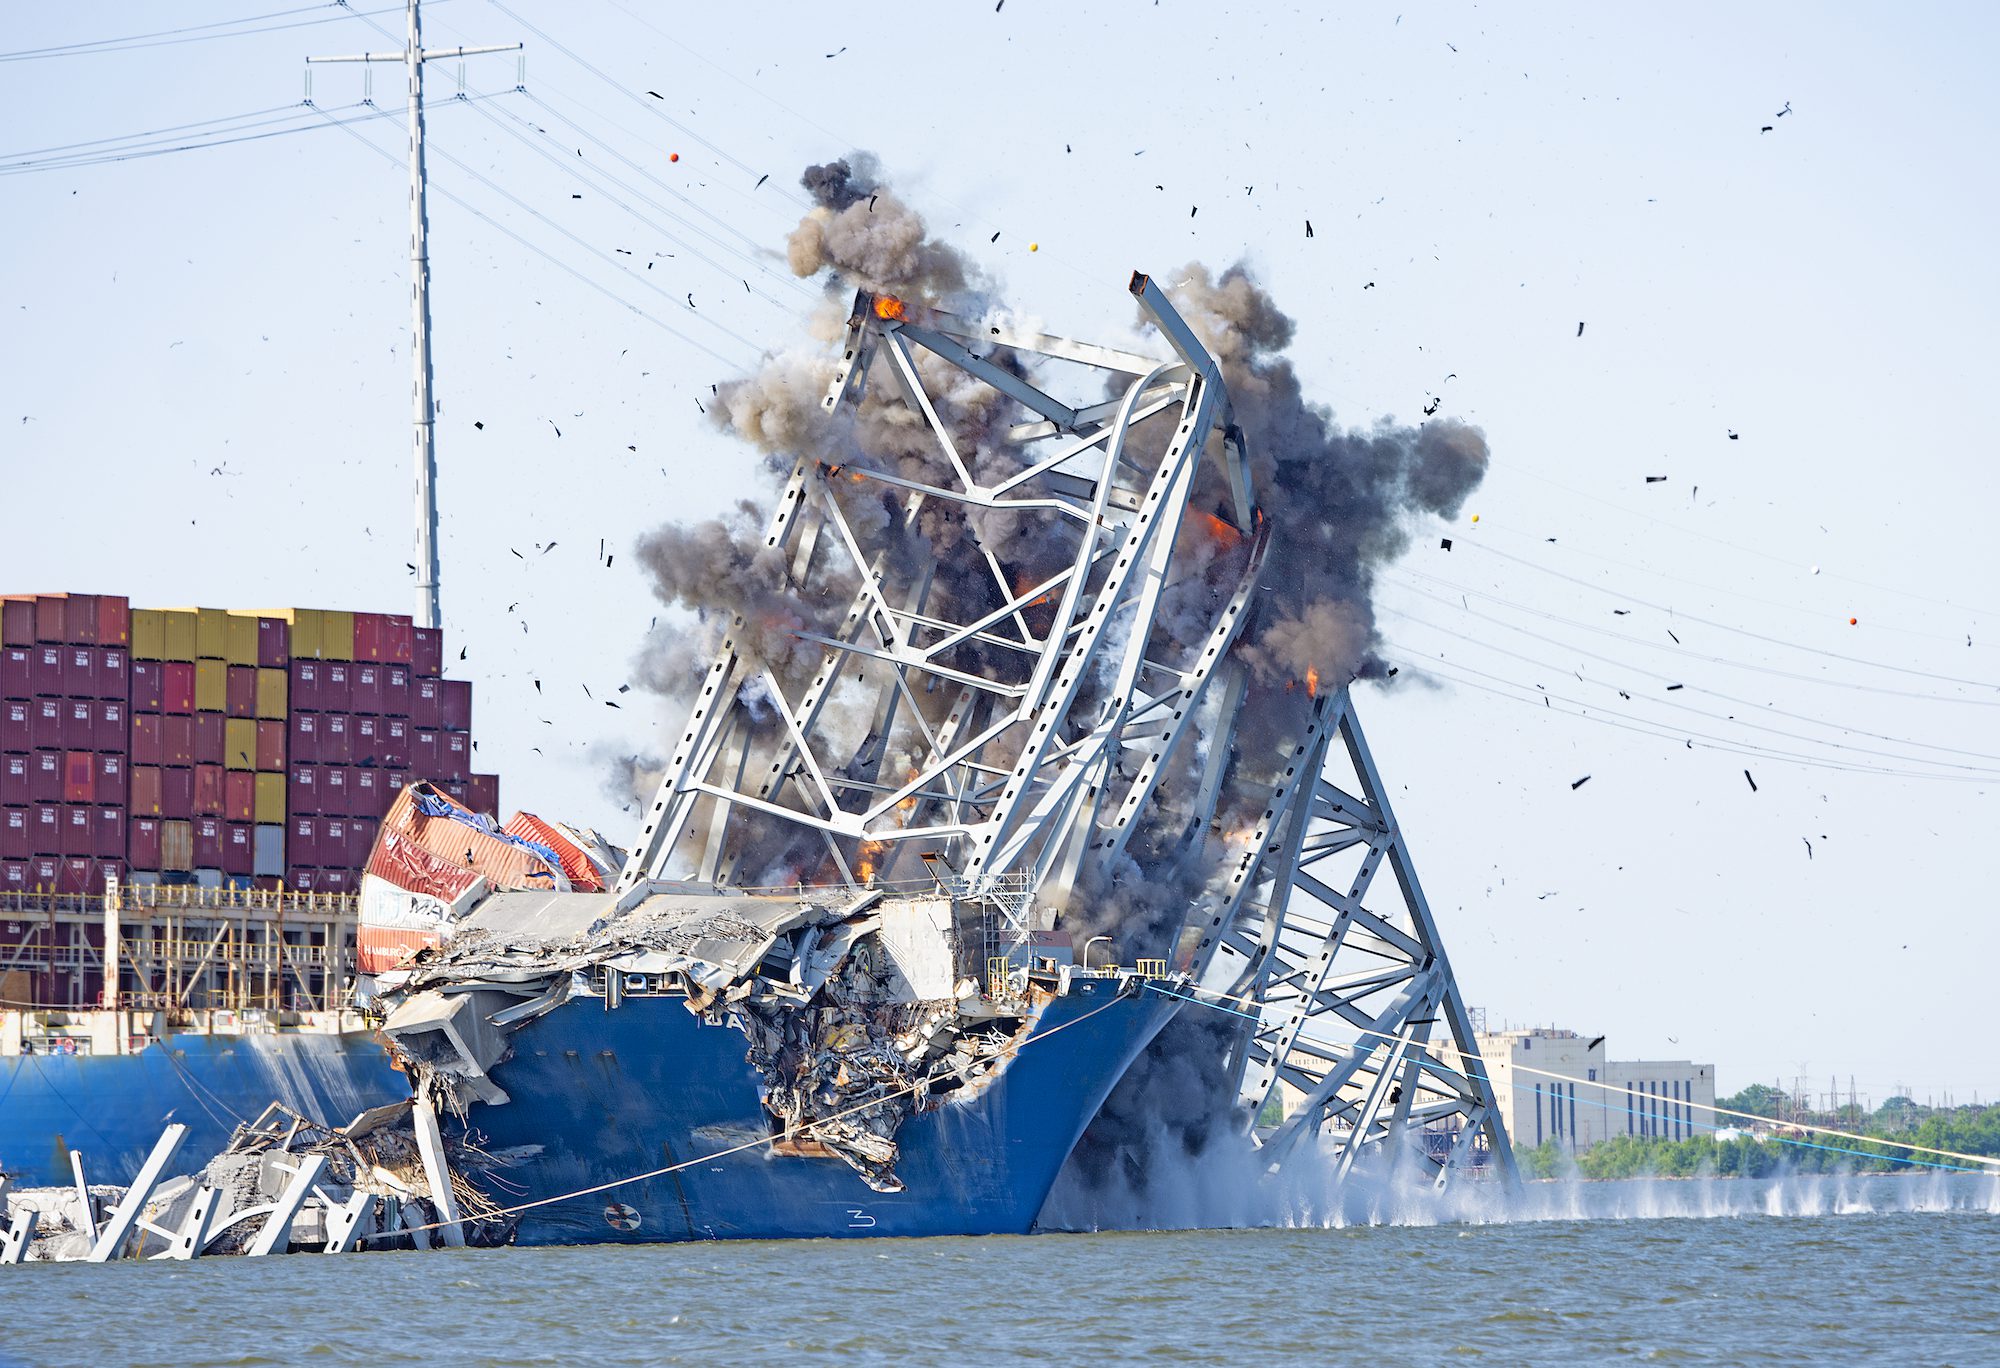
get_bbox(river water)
[4,1173,1995,1366]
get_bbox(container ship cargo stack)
[0,590,502,1187]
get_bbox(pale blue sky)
[3,2,1995,1103]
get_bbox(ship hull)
[455,976,1178,1245]
[0,1032,406,1187]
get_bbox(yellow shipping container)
[318,609,354,660]
[225,718,257,770]
[132,609,165,660]
[224,614,260,666]
[190,607,228,659]
[256,607,351,660]
[255,668,288,719]
[194,659,227,712]
[287,609,321,660]
[254,772,286,824]
[160,609,198,661]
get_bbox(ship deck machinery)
[378,267,1510,1244]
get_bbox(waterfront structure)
[1475,1027,1717,1151]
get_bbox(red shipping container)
[256,720,285,772]
[352,612,385,663]
[349,816,380,865]
[323,713,353,765]
[97,857,127,890]
[225,666,257,719]
[322,663,352,713]
[290,763,320,816]
[1,598,32,647]
[224,770,255,823]
[63,750,93,803]
[412,627,442,677]
[323,818,349,867]
[94,752,127,807]
[130,660,164,712]
[223,822,255,876]
[29,854,60,890]
[351,766,381,817]
[256,616,289,668]
[443,731,471,782]
[167,711,199,764]
[59,856,94,895]
[34,698,61,749]
[0,701,28,753]
[468,773,500,818]
[132,713,162,766]
[132,765,163,816]
[440,679,471,733]
[412,677,442,729]
[381,717,410,768]
[161,661,195,713]
[33,596,66,644]
[63,699,92,750]
[383,665,410,718]
[386,770,409,809]
[385,615,414,664]
[0,646,28,698]
[160,767,193,819]
[353,714,381,764]
[411,729,441,780]
[31,750,60,803]
[193,763,224,816]
[62,594,100,645]
[322,765,350,817]
[320,868,352,893]
[291,815,318,867]
[288,867,317,891]
[193,815,224,868]
[194,712,223,765]
[97,595,130,647]
[32,801,61,852]
[129,816,162,870]
[290,660,322,712]
[31,647,63,697]
[0,858,26,892]
[65,645,97,697]
[1,807,26,860]
[97,648,128,701]
[95,806,124,859]
[95,700,126,753]
[1,754,25,808]
[444,779,470,805]
[352,664,384,715]
[290,712,319,764]
[63,803,93,857]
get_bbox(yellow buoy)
[1030,242,1039,252]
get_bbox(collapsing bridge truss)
[618,272,1515,1189]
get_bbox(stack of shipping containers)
[2,593,498,895]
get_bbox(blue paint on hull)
[0,1034,407,1187]
[458,978,1177,1246]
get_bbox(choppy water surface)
[5,1173,1996,1366]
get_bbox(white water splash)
[1039,1125,2000,1232]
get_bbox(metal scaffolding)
[619,270,1513,1189]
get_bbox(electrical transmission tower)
[309,0,517,631]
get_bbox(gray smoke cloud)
[624,158,1488,1203]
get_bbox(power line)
[0,99,437,176]
[0,3,424,64]
[1457,540,2000,694]
[1382,599,2000,777]
[0,101,306,162]
[313,101,755,370]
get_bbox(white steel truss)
[620,270,1514,1189]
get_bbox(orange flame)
[872,294,907,321]
[857,838,886,885]
[1306,666,1320,697]
[1197,512,1243,547]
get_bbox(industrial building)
[1475,1027,1717,1152]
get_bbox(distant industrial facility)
[1476,1027,1716,1152]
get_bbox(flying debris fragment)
[1577,321,1585,337]
[1440,537,1453,551]
[1744,770,1758,792]
[1645,475,1667,483]
[1571,775,1592,790]
[1305,219,1314,237]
